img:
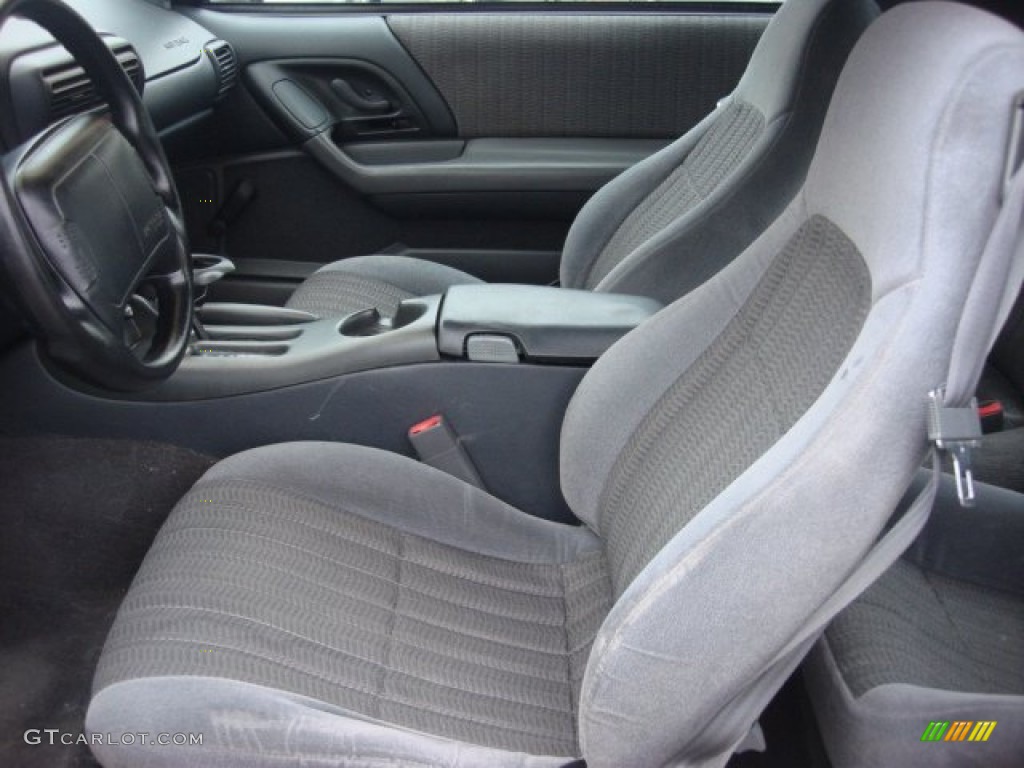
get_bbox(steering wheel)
[0,0,192,391]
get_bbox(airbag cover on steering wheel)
[15,116,173,334]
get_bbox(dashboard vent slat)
[42,44,144,122]
[205,40,237,99]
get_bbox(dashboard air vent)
[205,40,237,99]
[42,44,144,122]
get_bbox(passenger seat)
[284,0,880,317]
[806,473,1024,767]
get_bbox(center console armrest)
[438,284,662,363]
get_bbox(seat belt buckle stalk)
[927,389,982,507]
[408,414,485,490]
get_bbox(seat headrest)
[735,0,879,118]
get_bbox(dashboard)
[0,0,236,151]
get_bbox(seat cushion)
[806,558,1024,768]
[87,443,609,767]
[286,255,483,318]
[828,559,1024,698]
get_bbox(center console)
[153,277,662,401]
[0,263,662,522]
[171,296,440,400]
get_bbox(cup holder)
[340,300,429,337]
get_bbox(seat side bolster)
[558,108,718,291]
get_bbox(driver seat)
[85,5,1024,767]
[283,0,878,317]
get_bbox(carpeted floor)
[0,436,215,768]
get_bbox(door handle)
[331,78,391,114]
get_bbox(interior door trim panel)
[306,135,669,195]
[387,13,769,138]
[247,58,448,141]
[182,11,456,135]
[170,7,774,272]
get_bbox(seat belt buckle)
[978,400,1004,433]
[927,389,982,507]
[408,414,485,489]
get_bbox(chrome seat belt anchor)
[927,389,982,507]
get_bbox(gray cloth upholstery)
[805,475,1024,768]
[560,5,1024,765]
[89,443,610,766]
[903,472,1024,600]
[970,426,1024,492]
[600,215,870,594]
[89,678,586,768]
[285,255,482,317]
[807,640,1024,768]
[561,0,878,299]
[387,14,765,140]
[827,560,1024,699]
[87,5,1024,768]
[583,101,767,289]
[285,0,876,317]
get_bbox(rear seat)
[805,472,1024,767]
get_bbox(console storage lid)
[437,284,662,363]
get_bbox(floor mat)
[0,436,215,768]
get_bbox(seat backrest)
[559,4,1024,766]
[559,0,879,303]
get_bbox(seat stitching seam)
[131,553,398,613]
[378,529,403,719]
[183,477,570,568]
[560,561,579,749]
[105,625,576,721]
[158,524,566,611]
[921,569,970,654]
[171,509,565,596]
[115,595,569,658]
[387,635,571,686]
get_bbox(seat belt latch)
[978,400,1004,433]
[408,414,485,489]
[927,389,982,507]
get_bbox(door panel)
[388,14,767,139]
[242,55,671,194]
[187,12,456,134]
[178,153,574,299]
[306,136,670,195]
[177,7,771,300]
[246,58,449,143]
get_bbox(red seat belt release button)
[408,414,485,489]
[977,400,1004,434]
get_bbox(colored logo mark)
[921,721,997,743]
